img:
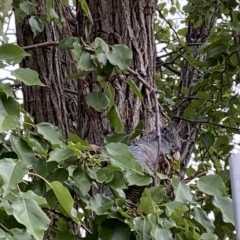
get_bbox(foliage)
[0,0,238,239]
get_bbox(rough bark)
[76,0,158,145]
[15,1,78,136]
[174,15,217,177]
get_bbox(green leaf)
[183,106,196,118]
[137,189,157,215]
[11,68,45,86]
[152,227,172,240]
[229,43,240,52]
[181,87,189,95]
[8,228,33,240]
[23,134,48,156]
[106,45,132,71]
[164,97,175,106]
[85,91,109,112]
[99,219,131,240]
[59,37,80,49]
[68,132,89,146]
[48,148,74,162]
[45,0,52,21]
[193,207,215,233]
[130,121,144,140]
[201,132,215,148]
[92,37,109,53]
[108,171,126,189]
[158,218,176,229]
[197,91,211,100]
[108,104,124,132]
[50,181,78,222]
[213,195,234,225]
[73,165,92,195]
[206,57,218,67]
[127,79,143,100]
[183,3,195,12]
[96,52,108,67]
[88,167,114,183]
[0,158,28,197]
[149,186,167,205]
[105,82,115,107]
[19,1,35,15]
[79,0,93,24]
[126,171,152,186]
[0,95,20,132]
[148,213,172,240]
[0,44,30,64]
[12,199,50,240]
[29,16,44,37]
[105,142,143,174]
[21,190,47,206]
[15,8,27,23]
[47,168,68,182]
[0,83,13,98]
[197,175,227,196]
[86,194,114,215]
[21,108,34,130]
[200,233,218,240]
[73,43,94,71]
[36,122,64,147]
[208,44,227,56]
[186,56,206,67]
[104,132,129,144]
[172,176,194,203]
[133,217,152,240]
[10,133,36,165]
[32,158,58,178]
[165,201,188,217]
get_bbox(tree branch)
[183,171,205,183]
[127,68,163,94]
[64,88,77,95]
[153,92,162,170]
[22,41,59,50]
[173,116,240,132]
[156,57,181,76]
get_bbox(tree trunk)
[15,1,78,136]
[174,16,217,177]
[76,0,158,145]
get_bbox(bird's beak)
[172,151,180,160]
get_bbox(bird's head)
[161,126,181,161]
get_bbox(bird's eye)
[171,143,175,149]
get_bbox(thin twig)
[192,122,215,164]
[156,58,181,76]
[43,207,92,235]
[153,92,162,170]
[0,77,16,82]
[157,10,182,45]
[64,88,77,95]
[22,41,59,50]
[183,171,205,183]
[127,68,164,94]
[6,81,77,96]
[173,116,240,131]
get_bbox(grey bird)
[124,126,181,203]
[102,125,182,203]
[129,126,181,171]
